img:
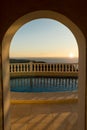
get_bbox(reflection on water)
[10,77,78,92]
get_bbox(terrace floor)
[11,92,78,130]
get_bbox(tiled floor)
[11,92,78,130]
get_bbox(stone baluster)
[14,64,16,72]
[44,64,47,72]
[37,64,39,72]
[60,64,62,72]
[23,64,25,72]
[49,64,51,72]
[47,64,49,72]
[38,64,40,72]
[72,64,74,72]
[52,64,54,71]
[63,64,65,72]
[11,64,13,72]
[57,64,58,72]
[66,64,68,72]
[19,64,20,72]
[25,64,27,72]
[59,64,60,72]
[75,64,78,72]
[12,64,14,72]
[61,64,64,72]
[39,64,40,72]
[24,64,26,72]
[43,64,45,72]
[74,64,76,72]
[45,64,46,72]
[56,64,57,72]
[65,64,67,72]
[21,64,22,72]
[22,64,24,72]
[17,64,19,72]
[50,64,51,71]
[29,62,32,72]
[69,64,71,72]
[40,64,42,72]
[34,64,36,72]
[67,64,69,72]
[20,64,22,72]
[42,64,44,71]
[26,64,28,72]
[45,64,47,72]
[23,63,25,72]
[50,64,53,72]
[61,64,62,72]
[71,64,73,72]
[28,64,30,72]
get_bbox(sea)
[10,57,78,63]
[27,57,78,63]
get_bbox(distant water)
[11,57,78,63]
[28,57,78,63]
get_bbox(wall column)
[0,48,3,130]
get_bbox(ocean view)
[10,57,78,63]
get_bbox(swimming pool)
[10,77,78,92]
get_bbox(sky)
[9,18,78,58]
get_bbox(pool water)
[10,77,78,92]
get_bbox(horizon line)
[10,56,78,59]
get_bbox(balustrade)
[10,62,78,73]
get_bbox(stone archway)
[2,10,86,130]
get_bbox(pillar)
[0,51,3,130]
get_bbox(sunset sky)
[9,18,78,58]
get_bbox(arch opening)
[9,18,79,93]
[2,10,86,130]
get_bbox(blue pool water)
[10,77,78,92]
